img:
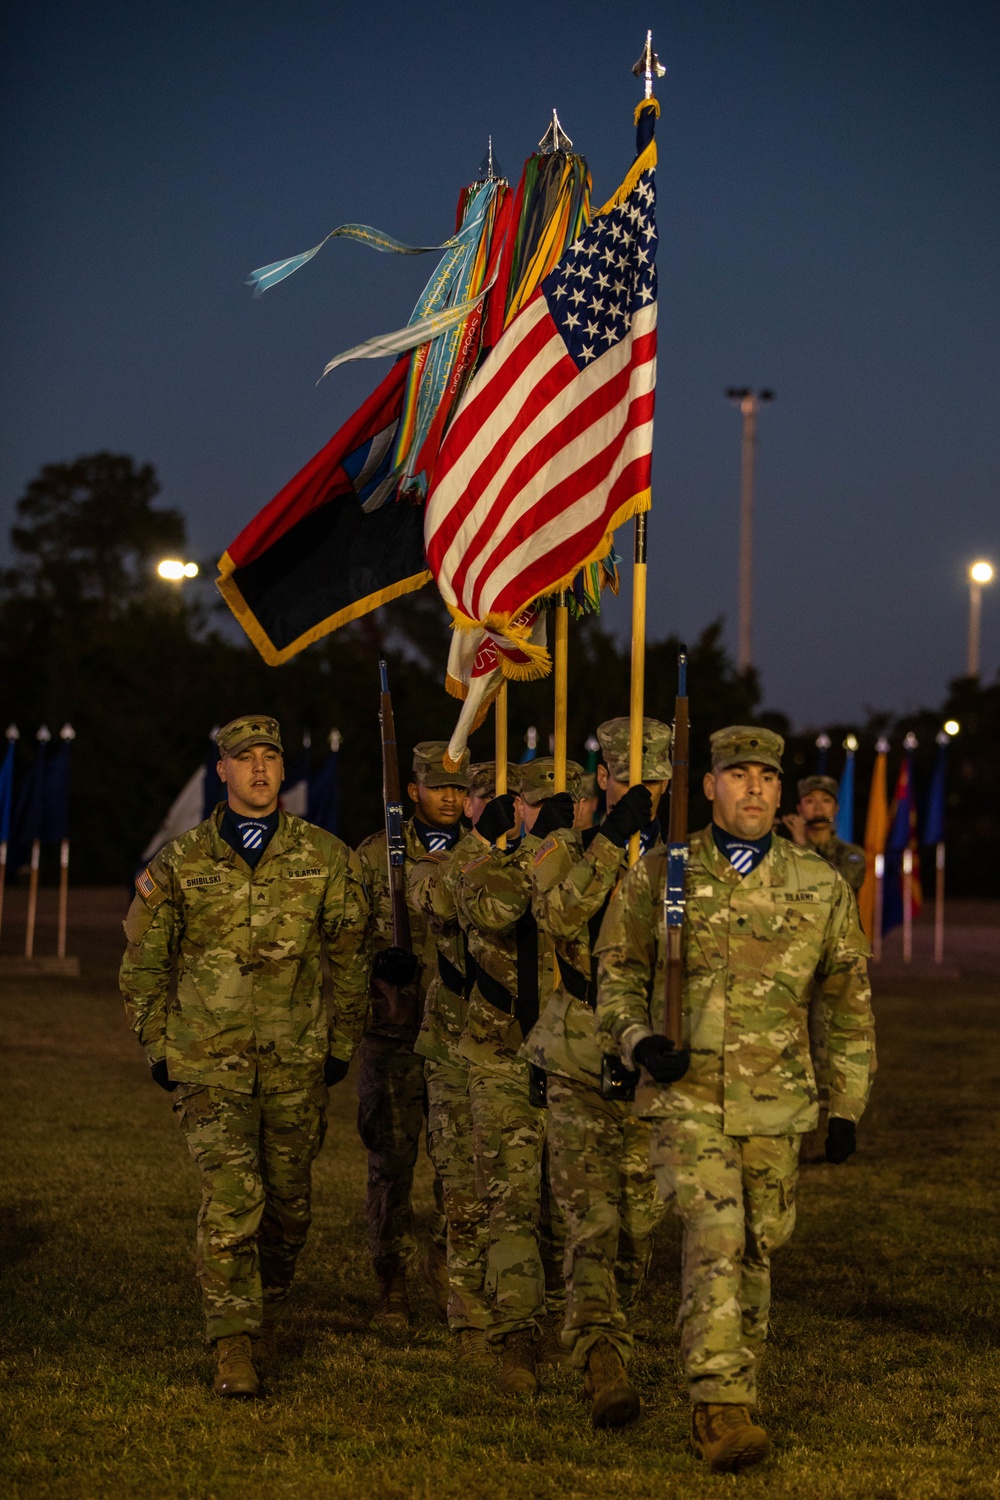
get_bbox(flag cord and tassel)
[495,682,509,850]
[553,594,569,793]
[628,512,648,865]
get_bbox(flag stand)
[553,594,569,793]
[628,512,648,865]
[934,841,945,965]
[495,681,509,850]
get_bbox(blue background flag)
[0,736,15,846]
[40,741,71,844]
[307,733,341,836]
[835,750,855,842]
[923,737,948,846]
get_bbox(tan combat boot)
[690,1403,770,1473]
[213,1334,260,1398]
[422,1238,450,1323]
[536,1313,571,1368]
[584,1338,640,1429]
[497,1329,538,1396]
[453,1327,492,1368]
[371,1261,412,1332]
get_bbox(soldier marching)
[121,703,874,1476]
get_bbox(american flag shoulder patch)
[462,853,492,874]
[533,837,559,867]
[136,867,158,901]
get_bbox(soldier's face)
[218,744,283,817]
[798,791,837,828]
[409,781,466,828]
[704,763,780,840]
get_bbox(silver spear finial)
[632,29,665,99]
[538,109,573,153]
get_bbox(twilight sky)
[2,0,998,726]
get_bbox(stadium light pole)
[157,559,200,581]
[726,388,774,671]
[966,560,994,677]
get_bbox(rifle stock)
[663,648,688,1045]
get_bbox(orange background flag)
[858,742,889,940]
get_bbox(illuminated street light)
[943,720,960,737]
[157,559,200,581]
[966,559,994,677]
[844,734,859,752]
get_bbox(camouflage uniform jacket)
[809,833,867,894]
[356,819,441,1041]
[523,826,663,1085]
[410,829,483,1066]
[595,826,875,1134]
[120,805,370,1093]
[454,833,553,1069]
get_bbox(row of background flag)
[0,726,74,868]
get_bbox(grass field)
[2,892,999,1499]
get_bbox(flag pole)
[0,724,16,947]
[902,847,913,964]
[495,680,509,850]
[934,841,945,965]
[873,852,884,962]
[55,724,75,960]
[553,593,569,793]
[628,512,647,866]
[626,29,662,865]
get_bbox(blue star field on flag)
[541,171,657,372]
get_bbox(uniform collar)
[691,823,786,889]
[210,801,297,872]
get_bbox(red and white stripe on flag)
[425,158,657,636]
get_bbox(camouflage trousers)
[546,1074,666,1367]
[468,1060,566,1343]
[356,1033,445,1274]
[172,1081,327,1341]
[425,1059,490,1331]
[649,1119,799,1406]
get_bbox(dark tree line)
[1,454,995,893]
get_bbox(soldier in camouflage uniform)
[409,762,507,1366]
[355,741,469,1329]
[120,715,369,1399]
[782,774,868,1161]
[455,757,582,1396]
[596,726,875,1472]
[525,717,671,1428]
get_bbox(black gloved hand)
[324,1054,350,1087]
[634,1034,690,1085]
[373,946,419,987]
[150,1058,178,1093]
[825,1117,857,1164]
[475,792,517,843]
[532,793,575,840]
[600,785,654,848]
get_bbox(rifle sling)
[467,919,540,1038]
[437,949,467,997]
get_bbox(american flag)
[425,118,657,634]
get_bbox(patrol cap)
[597,716,672,782]
[798,775,839,801]
[217,715,283,758]
[468,761,497,799]
[412,741,471,789]
[710,725,784,774]
[517,757,585,806]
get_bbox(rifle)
[663,647,689,1046]
[379,658,411,951]
[375,658,413,1024]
